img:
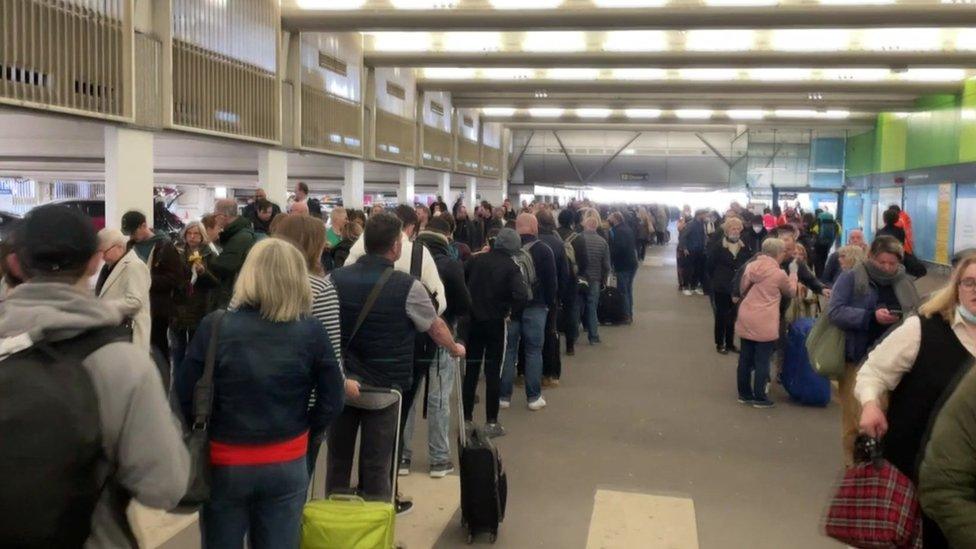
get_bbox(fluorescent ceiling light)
[749,68,813,81]
[611,68,666,80]
[819,0,894,4]
[442,32,501,52]
[703,0,777,5]
[622,148,637,155]
[770,29,851,52]
[297,0,364,7]
[677,68,740,81]
[727,109,766,120]
[625,108,662,118]
[482,107,516,117]
[529,107,564,117]
[821,68,890,81]
[603,31,668,52]
[480,68,535,79]
[957,29,976,51]
[490,0,561,6]
[824,110,850,119]
[422,67,475,79]
[390,0,458,7]
[962,109,976,121]
[891,112,911,119]
[775,109,820,118]
[547,68,601,80]
[685,30,754,51]
[675,109,713,119]
[370,32,431,52]
[593,0,667,5]
[576,107,612,118]
[523,31,586,52]
[862,28,944,52]
[898,68,967,81]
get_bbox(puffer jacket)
[172,245,219,330]
[735,254,796,342]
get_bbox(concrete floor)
[159,244,877,549]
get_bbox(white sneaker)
[694,288,705,295]
[682,289,693,296]
[499,399,511,409]
[528,397,547,411]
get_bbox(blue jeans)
[584,282,601,342]
[615,269,636,319]
[501,305,548,403]
[202,457,308,549]
[737,338,776,402]
[402,348,455,465]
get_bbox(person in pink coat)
[735,238,798,408]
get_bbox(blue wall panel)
[842,191,864,245]
[904,184,944,262]
[812,138,846,170]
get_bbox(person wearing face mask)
[856,253,976,549]
[706,217,754,354]
[828,235,921,467]
[741,214,767,252]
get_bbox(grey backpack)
[513,241,538,301]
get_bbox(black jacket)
[521,234,558,309]
[464,249,528,322]
[557,225,589,278]
[416,232,472,331]
[128,235,182,319]
[173,245,220,330]
[453,218,484,251]
[539,229,572,304]
[877,225,907,244]
[741,226,767,253]
[609,223,639,272]
[211,217,258,309]
[331,238,354,269]
[705,238,754,295]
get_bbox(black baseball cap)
[19,204,97,275]
[120,210,147,236]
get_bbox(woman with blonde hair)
[836,244,867,272]
[855,253,976,548]
[706,216,753,354]
[175,238,344,549]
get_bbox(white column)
[258,148,288,208]
[397,166,415,204]
[104,127,154,230]
[465,176,477,211]
[343,159,365,209]
[437,171,451,205]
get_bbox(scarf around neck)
[722,236,744,258]
[853,260,920,312]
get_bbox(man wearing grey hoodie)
[0,205,189,548]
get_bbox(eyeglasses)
[960,278,976,291]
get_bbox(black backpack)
[0,327,130,548]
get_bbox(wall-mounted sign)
[318,52,347,76]
[386,82,406,100]
[462,115,474,128]
[620,173,648,181]
[935,182,953,265]
[430,101,444,116]
[779,192,798,201]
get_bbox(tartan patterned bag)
[824,436,923,549]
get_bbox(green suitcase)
[300,495,395,549]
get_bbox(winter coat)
[172,245,220,330]
[557,225,589,278]
[129,235,182,319]
[210,216,258,309]
[706,237,753,295]
[678,218,706,253]
[735,254,796,342]
[97,248,151,351]
[464,248,529,322]
[539,229,572,304]
[609,223,639,272]
[331,238,354,269]
[416,231,472,330]
[521,234,558,309]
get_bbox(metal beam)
[367,51,976,69]
[483,113,877,126]
[282,5,976,31]
[453,97,916,112]
[419,79,961,95]
[500,121,873,132]
[508,130,535,181]
[695,133,733,167]
[552,131,585,184]
[585,132,642,183]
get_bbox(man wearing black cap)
[121,210,182,362]
[0,205,189,547]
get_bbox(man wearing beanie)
[462,228,529,437]
[0,205,189,548]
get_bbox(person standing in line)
[678,210,707,296]
[608,212,639,324]
[327,213,464,514]
[249,199,276,235]
[95,228,151,351]
[289,182,322,218]
[706,217,752,354]
[500,213,557,411]
[821,229,867,286]
[1,205,189,548]
[635,207,655,261]
[876,208,907,245]
[557,209,589,356]
[210,199,259,310]
[536,210,570,386]
[120,211,182,361]
[415,204,431,232]
[401,216,472,477]
[741,214,767,253]
[242,188,282,226]
[580,214,611,345]
[326,206,347,248]
[735,238,797,408]
[171,221,219,372]
[176,239,345,549]
[330,219,363,269]
[828,235,920,465]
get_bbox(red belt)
[210,431,308,466]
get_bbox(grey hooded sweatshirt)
[0,282,190,548]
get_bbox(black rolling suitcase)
[454,359,507,544]
[598,276,627,325]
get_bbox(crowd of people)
[3,185,976,548]
[0,184,659,548]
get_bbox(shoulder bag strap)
[410,242,423,279]
[192,309,226,429]
[344,268,395,354]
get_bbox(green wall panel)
[960,80,976,163]
[906,108,960,170]
[874,113,907,173]
[845,130,875,177]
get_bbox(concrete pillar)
[258,149,288,208]
[343,159,365,209]
[397,167,415,205]
[104,127,154,230]
[465,176,477,211]
[437,171,451,206]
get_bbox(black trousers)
[325,403,399,501]
[813,242,832,279]
[542,307,561,380]
[684,251,706,289]
[463,319,506,423]
[151,316,171,363]
[713,292,737,348]
[636,240,648,261]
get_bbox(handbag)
[176,309,226,510]
[806,313,846,379]
[824,436,923,549]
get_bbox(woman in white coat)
[96,228,151,351]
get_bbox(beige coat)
[97,248,151,351]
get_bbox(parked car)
[52,197,184,237]
[54,199,105,230]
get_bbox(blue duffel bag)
[782,318,832,407]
